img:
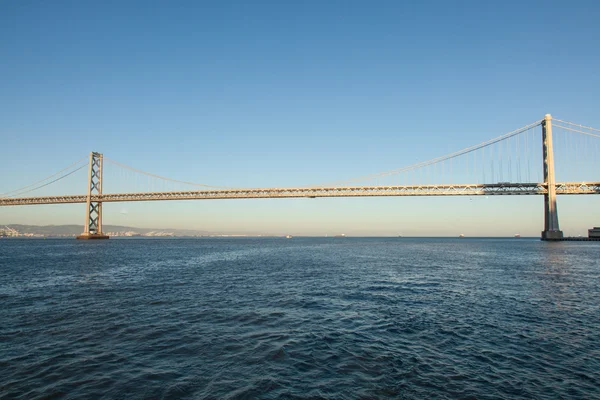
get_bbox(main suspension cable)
[0,156,88,197]
[553,119,600,133]
[310,119,543,187]
[553,124,600,139]
[6,164,88,198]
[104,157,234,189]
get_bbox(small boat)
[459,234,465,238]
[285,235,292,239]
[514,233,521,238]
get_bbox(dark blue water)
[1,238,599,399]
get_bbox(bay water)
[1,238,599,399]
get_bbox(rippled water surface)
[1,238,599,399]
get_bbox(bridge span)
[1,114,599,240]
[1,182,599,206]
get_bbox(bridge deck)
[1,182,599,206]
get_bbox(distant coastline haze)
[1,1,599,236]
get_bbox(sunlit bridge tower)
[541,114,563,240]
[76,152,109,240]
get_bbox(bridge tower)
[76,152,109,240]
[541,114,563,240]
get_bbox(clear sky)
[1,0,599,236]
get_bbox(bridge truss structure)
[1,182,599,206]
[1,114,599,240]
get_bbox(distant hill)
[1,224,253,237]
[5,224,85,236]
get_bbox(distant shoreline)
[1,235,544,239]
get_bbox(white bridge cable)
[0,156,89,197]
[4,163,88,198]
[553,119,600,133]
[310,119,543,187]
[553,123,600,182]
[103,157,235,190]
[553,124,600,139]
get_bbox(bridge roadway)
[1,182,599,206]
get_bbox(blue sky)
[1,1,599,236]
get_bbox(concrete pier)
[76,233,109,240]
[542,237,600,242]
[77,152,108,240]
[540,114,564,240]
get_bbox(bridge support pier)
[77,152,109,240]
[541,114,563,240]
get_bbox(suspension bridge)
[1,114,599,240]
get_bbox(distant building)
[589,227,600,239]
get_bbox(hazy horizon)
[1,1,599,236]
[1,194,597,237]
